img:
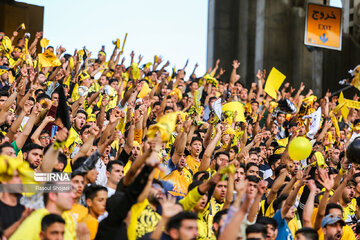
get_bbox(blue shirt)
[273,209,294,240]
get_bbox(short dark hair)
[57,152,67,170]
[84,184,108,200]
[80,125,91,136]
[256,216,278,229]
[0,142,14,154]
[325,203,343,216]
[246,223,267,239]
[41,214,65,231]
[190,137,203,146]
[246,162,259,172]
[76,109,88,119]
[0,91,9,98]
[246,175,260,183]
[295,227,318,240]
[214,151,230,160]
[106,160,124,172]
[166,212,198,232]
[22,143,43,154]
[213,209,228,225]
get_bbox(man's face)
[148,183,164,205]
[240,89,248,101]
[86,168,99,184]
[107,164,124,185]
[40,222,65,240]
[277,113,286,125]
[289,161,301,176]
[190,82,198,92]
[54,187,75,211]
[25,148,44,169]
[71,175,85,200]
[246,166,260,177]
[74,113,86,131]
[190,140,202,157]
[332,149,340,164]
[40,133,51,147]
[267,146,274,157]
[6,111,15,125]
[260,146,267,158]
[342,184,355,204]
[194,194,208,212]
[1,146,16,158]
[247,233,265,240]
[87,190,108,216]
[0,96,7,106]
[323,222,343,240]
[247,181,258,195]
[178,154,187,169]
[98,53,106,62]
[213,180,227,202]
[249,153,259,164]
[265,224,277,240]
[131,145,141,160]
[235,167,245,183]
[174,219,198,240]
[81,128,90,142]
[216,154,229,170]
[229,149,236,161]
[99,76,108,86]
[51,93,59,108]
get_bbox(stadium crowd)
[0,28,360,240]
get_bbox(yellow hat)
[0,68,8,76]
[170,88,183,101]
[274,146,286,154]
[79,71,90,82]
[87,114,97,122]
[98,51,106,57]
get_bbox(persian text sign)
[304,3,342,50]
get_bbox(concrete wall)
[0,1,44,51]
[207,0,360,96]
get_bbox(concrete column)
[254,0,266,74]
[312,49,323,96]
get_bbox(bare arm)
[31,116,54,145]
[198,124,222,172]
[302,180,317,227]
[281,172,304,218]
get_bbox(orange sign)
[304,3,342,50]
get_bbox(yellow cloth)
[128,199,161,240]
[70,203,88,223]
[65,127,80,150]
[63,158,73,173]
[185,155,200,175]
[38,49,61,68]
[82,214,98,240]
[162,169,191,198]
[124,160,132,176]
[343,198,357,223]
[9,208,76,240]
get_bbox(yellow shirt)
[65,127,80,150]
[162,169,191,198]
[127,199,161,240]
[82,214,99,240]
[70,203,88,223]
[317,225,355,240]
[9,208,76,240]
[186,155,200,175]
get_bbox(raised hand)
[232,60,240,69]
[56,128,69,142]
[89,125,100,136]
[160,195,182,219]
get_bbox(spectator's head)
[148,179,164,206]
[213,179,227,203]
[0,142,16,158]
[79,124,91,142]
[256,217,278,240]
[295,227,318,240]
[39,130,51,147]
[106,160,124,186]
[43,182,75,212]
[245,162,260,178]
[246,223,267,240]
[0,90,9,106]
[84,184,108,218]
[51,91,59,107]
[190,137,203,158]
[341,179,356,204]
[276,112,286,125]
[235,163,246,183]
[229,146,238,161]
[321,213,345,240]
[54,152,67,172]
[214,151,230,170]
[213,209,228,237]
[131,141,142,160]
[71,172,85,201]
[72,156,98,184]
[246,175,260,195]
[22,143,44,169]
[74,110,87,131]
[166,212,198,240]
[40,214,65,240]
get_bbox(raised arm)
[30,116,55,145]
[230,60,240,87]
[198,124,223,172]
[302,180,317,227]
[281,171,304,218]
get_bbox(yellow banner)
[345,99,360,110]
[264,67,286,99]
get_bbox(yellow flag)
[264,67,286,99]
[138,82,151,98]
[338,92,349,119]
[38,50,61,68]
[222,102,246,122]
[147,112,185,142]
[345,99,360,110]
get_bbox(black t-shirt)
[0,196,25,230]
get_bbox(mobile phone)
[51,125,58,139]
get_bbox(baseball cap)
[321,213,345,228]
